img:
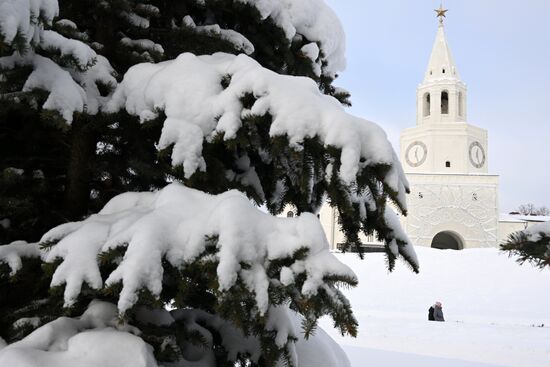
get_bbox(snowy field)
[320,247,550,367]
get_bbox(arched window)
[286,211,294,218]
[441,91,449,114]
[423,93,431,117]
[442,68,446,74]
[458,91,463,116]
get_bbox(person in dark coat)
[433,301,445,321]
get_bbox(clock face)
[469,141,486,168]
[405,141,427,167]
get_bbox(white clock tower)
[399,8,500,249]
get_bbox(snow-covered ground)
[320,247,550,367]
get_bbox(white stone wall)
[497,217,550,245]
[401,173,499,248]
[318,204,383,250]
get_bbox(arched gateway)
[431,231,464,250]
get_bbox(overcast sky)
[325,0,550,213]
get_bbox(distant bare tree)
[536,206,550,216]
[518,203,537,215]
[515,204,549,216]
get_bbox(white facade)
[402,173,499,249]
[316,204,381,250]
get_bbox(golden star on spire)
[434,4,448,24]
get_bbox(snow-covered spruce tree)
[0,1,419,366]
[501,221,550,269]
[1,0,353,242]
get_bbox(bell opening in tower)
[423,93,431,117]
[441,91,449,114]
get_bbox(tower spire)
[434,4,448,26]
[423,8,460,83]
[415,7,467,125]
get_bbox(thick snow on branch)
[120,37,164,55]
[107,52,408,203]
[501,220,550,269]
[165,307,263,364]
[523,221,550,242]
[0,0,94,68]
[0,301,156,367]
[0,52,115,121]
[384,206,418,263]
[0,241,41,276]
[0,300,350,367]
[121,11,150,29]
[37,183,355,313]
[235,0,346,76]
[183,15,254,55]
[166,306,349,367]
[0,0,116,122]
[300,42,321,76]
[41,30,96,69]
[0,0,58,46]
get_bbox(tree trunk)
[64,115,97,220]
